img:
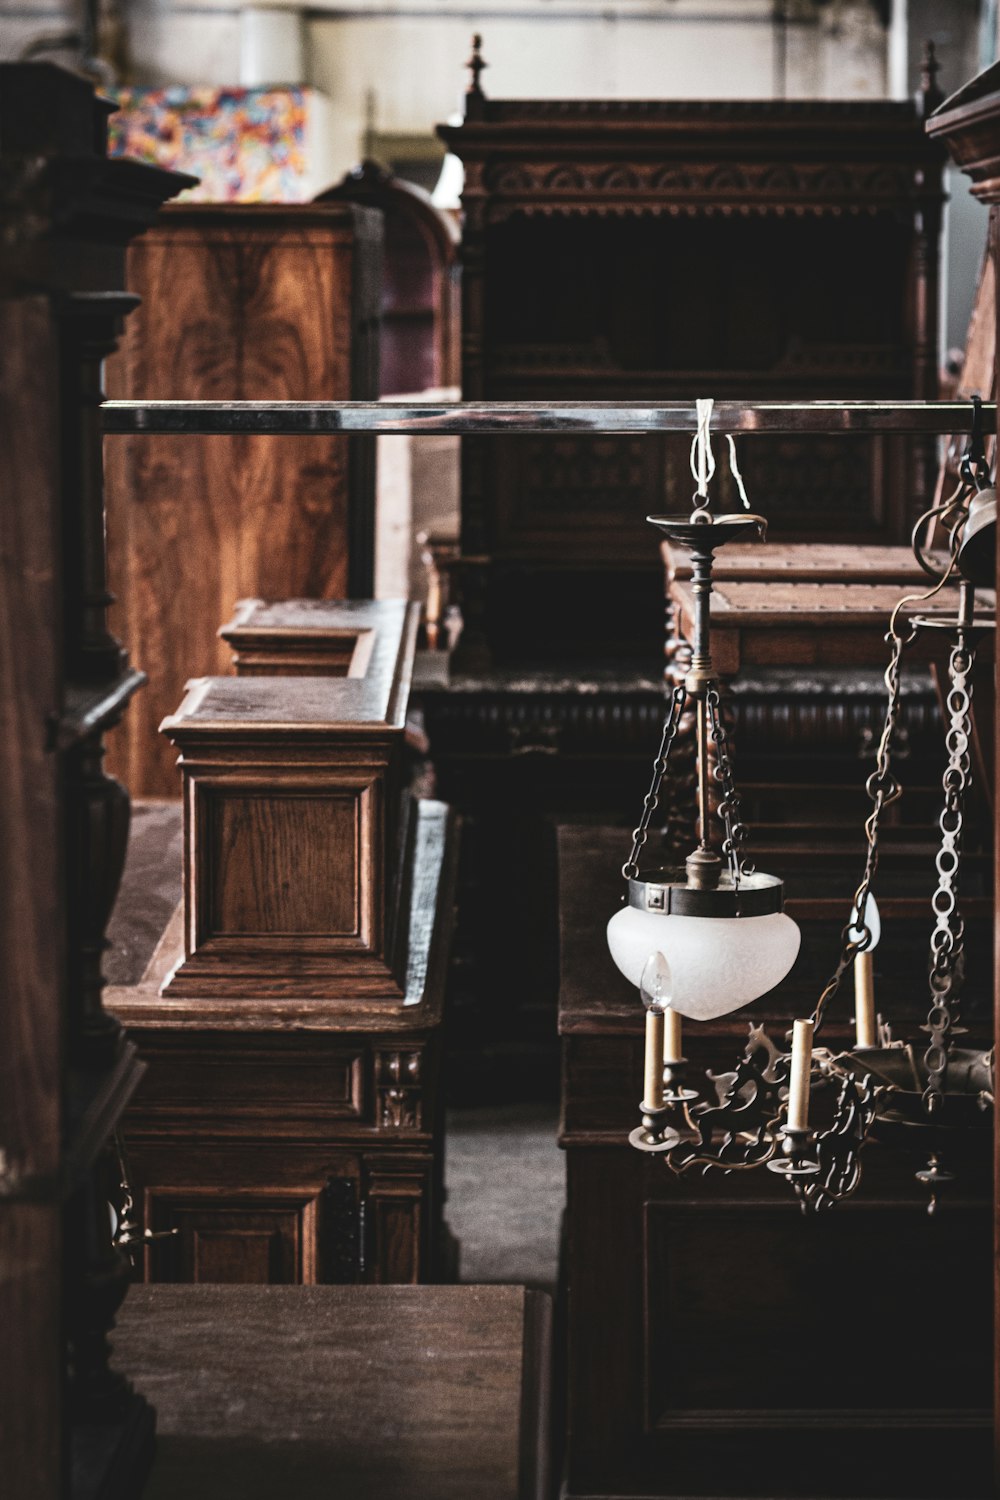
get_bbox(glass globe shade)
[607,905,801,1021]
[847,892,880,950]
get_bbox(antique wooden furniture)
[104,201,382,798]
[422,58,947,1094]
[158,599,420,1002]
[438,53,946,668]
[220,596,407,677]
[0,63,189,1500]
[926,56,1000,1476]
[318,159,460,394]
[114,1284,551,1499]
[668,577,995,675]
[558,825,992,1500]
[106,599,454,1285]
[107,795,455,1286]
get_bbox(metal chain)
[811,626,910,1036]
[622,684,688,880]
[706,688,753,883]
[922,629,975,1114]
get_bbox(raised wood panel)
[645,1200,992,1428]
[128,1045,367,1133]
[147,1187,321,1284]
[365,1169,428,1284]
[105,206,379,797]
[208,790,360,938]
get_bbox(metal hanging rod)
[100,400,996,438]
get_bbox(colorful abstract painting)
[107,87,311,202]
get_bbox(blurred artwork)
[107,87,320,202]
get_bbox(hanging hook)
[960,394,989,490]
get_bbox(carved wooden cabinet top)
[926,61,1000,204]
[439,97,945,223]
[165,599,420,738]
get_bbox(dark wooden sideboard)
[558,826,993,1500]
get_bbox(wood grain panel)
[0,296,63,1499]
[148,1188,320,1284]
[114,1285,551,1500]
[209,791,359,938]
[105,205,379,797]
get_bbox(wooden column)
[0,62,190,1498]
[925,59,1000,1486]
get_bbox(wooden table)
[114,1284,552,1500]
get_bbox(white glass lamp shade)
[847,892,880,950]
[607,905,801,1021]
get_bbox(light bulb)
[639,951,672,1010]
[607,906,800,1021]
[848,892,880,950]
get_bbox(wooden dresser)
[105,202,382,798]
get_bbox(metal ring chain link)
[811,626,909,1036]
[706,688,753,883]
[922,631,975,1114]
[622,684,687,880]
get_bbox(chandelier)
[610,399,996,1212]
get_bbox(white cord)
[726,433,751,511]
[688,398,752,512]
[690,397,715,500]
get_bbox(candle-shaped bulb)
[848,892,881,951]
[639,952,672,1110]
[639,951,672,1011]
[787,1018,814,1132]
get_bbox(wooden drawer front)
[130,1048,367,1135]
[145,1186,326,1285]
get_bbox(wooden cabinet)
[439,81,945,666]
[319,159,460,395]
[106,601,455,1286]
[558,826,993,1499]
[105,203,382,798]
[108,797,455,1287]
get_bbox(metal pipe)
[100,399,996,438]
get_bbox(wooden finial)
[466,33,487,101]
[919,38,944,116]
